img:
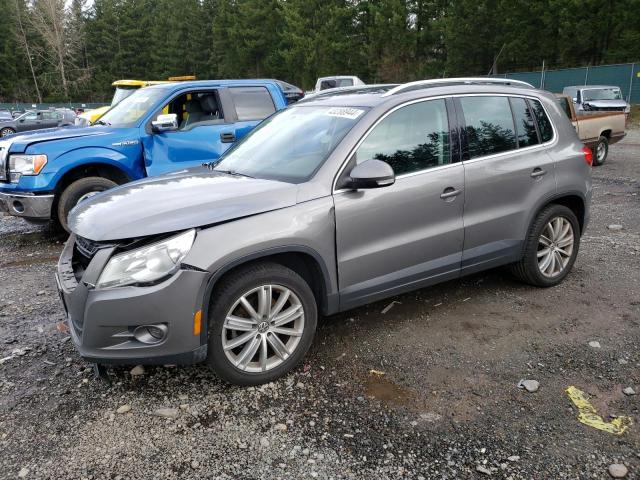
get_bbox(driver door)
[16,111,41,132]
[333,98,465,310]
[141,88,233,177]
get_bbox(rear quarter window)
[529,99,554,142]
[229,86,276,121]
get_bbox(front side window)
[460,96,516,159]
[529,99,553,142]
[214,105,363,183]
[229,86,275,121]
[155,90,223,131]
[510,98,539,148]
[354,99,450,175]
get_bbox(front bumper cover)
[0,191,54,220]
[56,234,209,365]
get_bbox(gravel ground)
[1,130,639,479]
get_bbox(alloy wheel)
[537,216,574,278]
[222,284,305,372]
[596,141,606,162]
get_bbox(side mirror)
[152,113,178,132]
[346,159,395,189]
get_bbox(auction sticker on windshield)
[326,107,365,120]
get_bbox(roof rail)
[382,77,535,97]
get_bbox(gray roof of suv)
[298,82,547,108]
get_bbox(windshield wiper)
[93,120,111,126]
[214,169,255,179]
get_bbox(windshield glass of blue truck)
[214,106,367,183]
[97,87,167,126]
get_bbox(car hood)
[8,126,113,153]
[583,99,628,108]
[69,168,300,241]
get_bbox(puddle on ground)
[364,374,417,407]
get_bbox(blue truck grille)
[0,144,7,181]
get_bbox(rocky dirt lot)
[1,131,639,480]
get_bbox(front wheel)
[56,177,118,233]
[207,262,317,385]
[0,127,15,137]
[511,204,580,287]
[592,136,609,166]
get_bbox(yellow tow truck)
[76,76,195,126]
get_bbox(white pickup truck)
[556,94,626,166]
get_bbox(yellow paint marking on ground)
[565,386,632,435]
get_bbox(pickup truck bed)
[556,95,626,166]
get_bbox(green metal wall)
[496,62,640,103]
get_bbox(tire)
[592,136,608,166]
[56,177,117,233]
[0,127,15,137]
[207,262,318,385]
[511,204,580,287]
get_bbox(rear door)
[333,98,465,309]
[41,111,61,129]
[225,86,277,142]
[457,95,557,274]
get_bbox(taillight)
[582,146,593,167]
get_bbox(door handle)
[440,187,462,200]
[220,132,236,143]
[530,167,547,178]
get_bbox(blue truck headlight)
[9,154,48,177]
[96,229,196,289]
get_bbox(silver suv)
[56,78,593,385]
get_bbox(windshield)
[98,87,167,126]
[214,106,366,183]
[111,87,138,106]
[583,88,622,101]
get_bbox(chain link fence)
[494,62,640,103]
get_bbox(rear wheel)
[207,262,317,385]
[592,136,609,166]
[56,177,117,233]
[0,127,15,137]
[511,204,580,287]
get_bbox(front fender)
[17,146,145,192]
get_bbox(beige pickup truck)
[556,94,626,166]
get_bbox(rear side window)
[460,96,516,159]
[229,87,275,121]
[354,99,450,175]
[510,98,539,148]
[529,99,553,142]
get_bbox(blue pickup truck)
[0,80,287,231]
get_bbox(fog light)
[133,324,168,344]
[12,200,24,213]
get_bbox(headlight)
[9,154,48,176]
[96,229,196,289]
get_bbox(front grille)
[590,106,626,112]
[72,236,114,282]
[0,144,7,181]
